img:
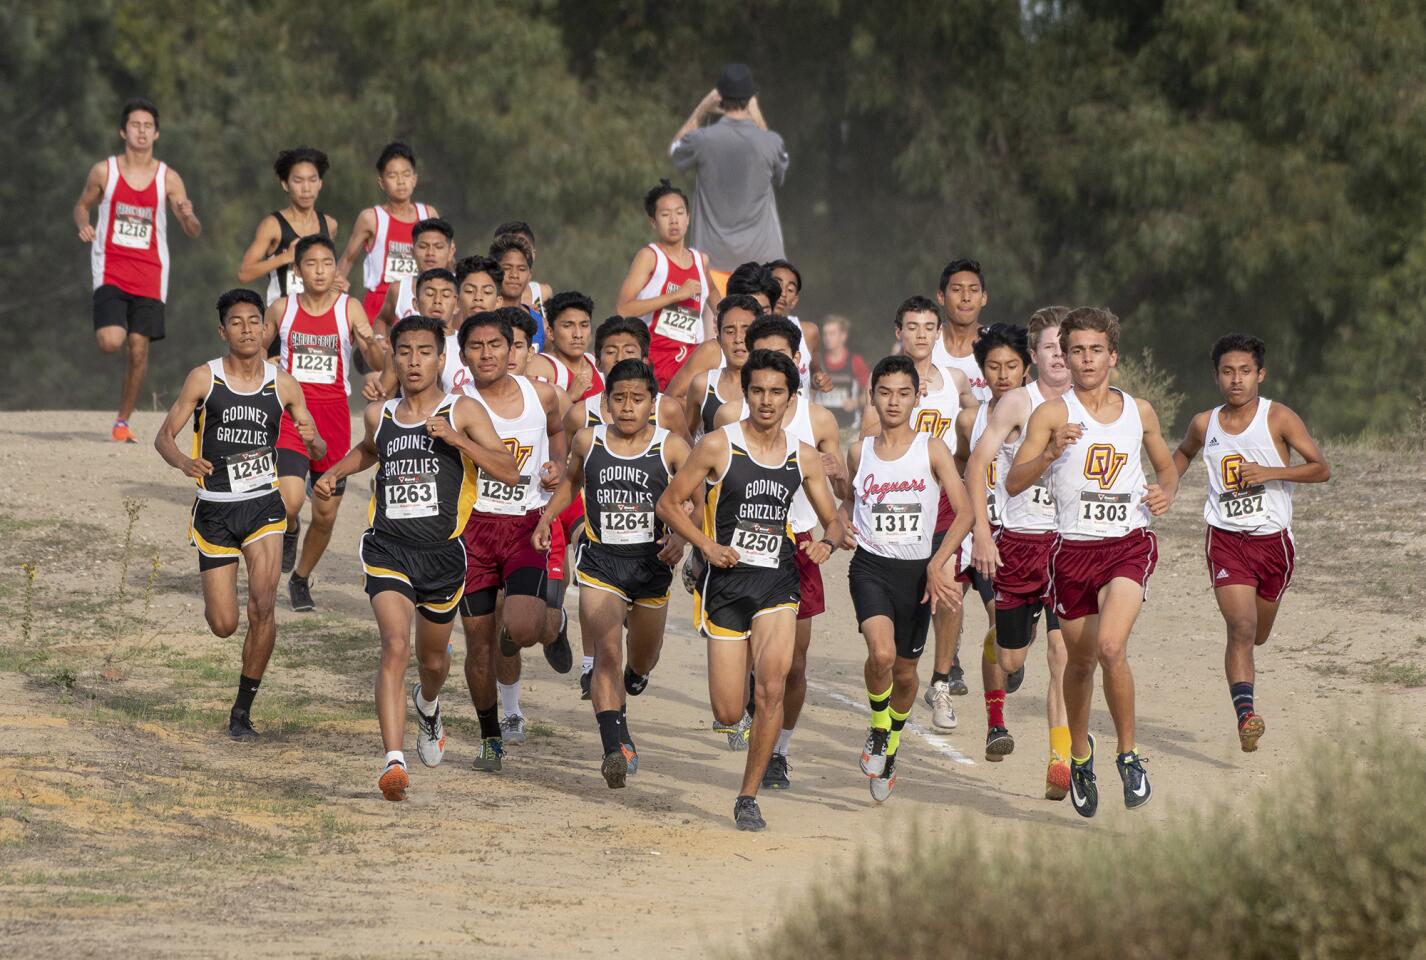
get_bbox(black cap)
[716,63,757,100]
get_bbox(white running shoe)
[410,683,446,767]
[501,713,527,746]
[928,680,958,731]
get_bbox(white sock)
[774,728,795,757]
[415,688,438,715]
[581,656,595,676]
[384,750,405,768]
[498,680,522,718]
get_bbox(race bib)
[600,503,655,545]
[869,502,922,545]
[1028,484,1056,518]
[1218,486,1266,522]
[1078,491,1132,536]
[986,491,1000,526]
[475,474,531,515]
[656,305,701,345]
[112,211,153,250]
[383,249,419,286]
[291,343,339,385]
[385,474,438,519]
[226,447,276,494]
[731,520,782,569]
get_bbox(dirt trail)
[2,412,1423,959]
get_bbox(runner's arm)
[373,283,401,340]
[657,432,701,563]
[802,321,832,393]
[263,298,285,351]
[712,397,743,429]
[1255,403,1330,485]
[525,353,558,384]
[73,160,106,242]
[1172,411,1210,478]
[953,406,975,476]
[1138,398,1178,516]
[534,428,591,549]
[948,367,978,413]
[664,341,720,401]
[237,215,287,284]
[967,390,1028,575]
[166,168,202,238]
[658,394,691,444]
[657,432,734,565]
[347,298,389,372]
[681,372,708,435]
[334,207,376,292]
[810,403,849,500]
[314,403,380,499]
[153,366,213,477]
[837,438,865,549]
[536,381,569,487]
[1006,399,1071,496]
[616,247,686,317]
[926,437,972,613]
[797,442,847,564]
[275,369,326,462]
[451,396,520,485]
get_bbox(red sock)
[985,690,1006,728]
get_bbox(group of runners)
[86,100,1332,831]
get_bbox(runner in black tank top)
[154,289,325,743]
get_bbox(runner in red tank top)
[526,292,602,400]
[73,97,202,442]
[264,235,386,613]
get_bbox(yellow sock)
[868,684,893,731]
[1050,725,1071,761]
[982,627,998,665]
[888,705,911,756]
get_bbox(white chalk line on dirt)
[808,680,977,767]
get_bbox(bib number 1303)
[1078,491,1131,535]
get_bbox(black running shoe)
[580,669,592,700]
[985,725,1015,761]
[281,519,300,574]
[1005,663,1026,695]
[947,658,969,696]
[498,625,518,658]
[1069,733,1099,819]
[733,795,766,831]
[624,665,649,697]
[762,754,791,790]
[228,708,259,741]
[543,613,573,674]
[1117,749,1152,810]
[288,574,315,612]
[601,750,628,789]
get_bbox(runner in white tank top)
[464,375,552,514]
[935,258,991,401]
[1171,333,1330,754]
[850,433,941,561]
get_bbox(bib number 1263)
[385,474,438,519]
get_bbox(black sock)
[1230,682,1255,723]
[931,671,950,686]
[745,672,756,718]
[596,710,622,755]
[290,572,307,584]
[233,675,261,714]
[624,664,649,696]
[619,704,634,747]
[477,704,501,739]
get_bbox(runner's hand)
[840,526,858,550]
[972,527,1001,578]
[333,275,351,293]
[674,278,702,301]
[531,519,553,551]
[426,415,455,444]
[820,451,845,480]
[313,473,340,501]
[923,558,963,615]
[657,533,686,566]
[1050,422,1083,458]
[702,542,739,568]
[812,371,833,393]
[538,460,563,490]
[570,365,593,399]
[1236,461,1271,487]
[1142,483,1172,516]
[78,224,96,243]
[183,457,213,479]
[799,537,832,565]
[361,372,385,402]
[296,416,318,446]
[175,198,195,221]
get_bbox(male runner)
[493,220,554,318]
[75,97,202,443]
[526,291,602,398]
[364,268,464,400]
[334,142,437,320]
[933,258,992,401]
[237,147,339,317]
[265,235,386,607]
[490,232,548,351]
[535,359,694,786]
[684,295,759,444]
[456,255,503,320]
[371,218,456,337]
[1007,307,1177,817]
[662,262,780,401]
[766,258,831,392]
[843,355,973,801]
[313,315,519,800]
[966,308,1076,798]
[154,289,322,740]
[862,297,978,726]
[816,315,870,431]
[713,316,846,788]
[457,310,569,771]
[615,180,716,390]
[952,323,1030,760]
[658,349,846,831]
[1173,333,1329,752]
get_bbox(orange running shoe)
[111,420,138,443]
[1238,713,1266,753]
[1045,755,1071,801]
[378,760,409,801]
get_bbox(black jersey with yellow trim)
[367,394,478,543]
[582,425,671,557]
[193,358,283,501]
[703,421,800,570]
[699,368,727,438]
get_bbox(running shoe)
[1238,713,1265,753]
[860,727,889,778]
[601,750,628,789]
[620,741,639,777]
[227,708,259,742]
[1069,734,1098,819]
[1045,754,1071,802]
[985,726,1015,761]
[288,574,315,612]
[1117,750,1152,809]
[378,759,409,802]
[762,754,791,791]
[718,711,752,751]
[281,518,300,574]
[500,713,527,746]
[473,737,504,772]
[682,552,705,595]
[947,658,969,696]
[733,795,765,832]
[579,669,592,700]
[624,665,650,696]
[498,625,518,657]
[927,680,957,732]
[410,683,446,767]
[544,612,573,674]
[111,420,138,444]
[870,753,898,803]
[1006,663,1026,695]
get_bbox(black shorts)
[575,542,672,609]
[849,548,932,660]
[189,492,286,571]
[695,564,800,641]
[93,284,165,341]
[276,447,347,496]
[360,529,466,624]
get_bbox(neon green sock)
[868,684,893,731]
[888,705,911,756]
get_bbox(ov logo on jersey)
[985,462,998,488]
[913,409,952,438]
[1220,453,1246,491]
[1083,443,1128,489]
[502,437,533,470]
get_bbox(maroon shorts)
[462,509,547,594]
[277,398,351,473]
[793,531,826,620]
[1048,529,1158,621]
[935,491,954,534]
[993,529,1056,610]
[1205,526,1295,602]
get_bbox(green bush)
[1116,347,1187,437]
[741,732,1426,959]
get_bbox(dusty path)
[1,412,1423,958]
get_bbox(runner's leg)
[1058,613,1098,760]
[373,590,417,753]
[200,563,241,638]
[294,490,342,579]
[1095,577,1147,756]
[118,331,149,423]
[239,533,281,680]
[742,610,796,798]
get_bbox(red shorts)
[648,335,697,392]
[952,525,990,586]
[993,529,1056,610]
[793,531,826,620]
[935,491,954,534]
[1205,526,1295,602]
[545,494,585,581]
[462,509,547,594]
[277,397,350,473]
[1048,529,1158,621]
[362,289,387,324]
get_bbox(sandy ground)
[1,411,1423,959]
